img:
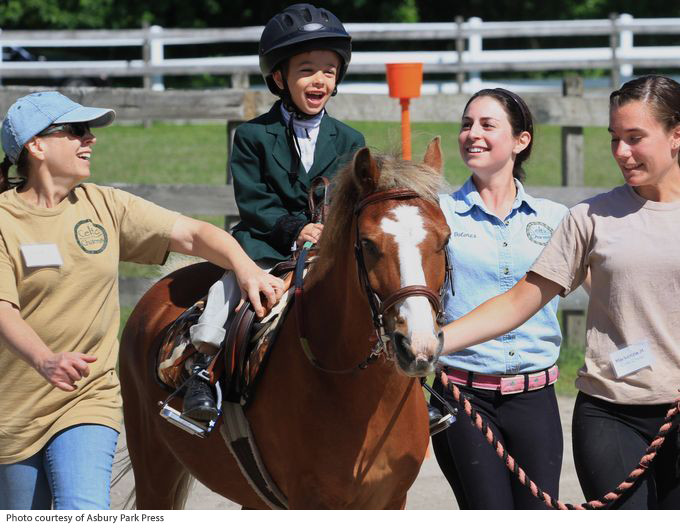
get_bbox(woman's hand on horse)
[297,223,324,246]
[37,352,98,392]
[236,266,285,317]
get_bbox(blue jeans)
[0,424,119,510]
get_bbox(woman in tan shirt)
[441,75,680,509]
[0,91,283,509]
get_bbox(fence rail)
[2,14,680,92]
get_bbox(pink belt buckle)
[500,376,523,394]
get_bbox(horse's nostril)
[393,332,411,353]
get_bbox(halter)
[354,188,453,353]
[295,187,453,375]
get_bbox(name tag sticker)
[609,341,653,378]
[20,244,63,268]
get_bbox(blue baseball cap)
[1,91,115,163]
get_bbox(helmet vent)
[283,14,294,27]
[301,8,312,22]
[320,10,330,22]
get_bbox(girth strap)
[220,402,289,510]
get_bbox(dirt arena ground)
[110,395,584,510]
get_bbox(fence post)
[618,13,633,80]
[150,25,165,91]
[0,29,3,87]
[455,16,465,94]
[561,76,587,348]
[231,73,250,89]
[225,119,244,228]
[609,13,621,89]
[142,21,151,90]
[561,76,584,188]
[467,17,482,91]
[563,307,587,348]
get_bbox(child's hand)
[296,223,324,246]
[236,266,285,317]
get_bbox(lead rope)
[441,372,680,510]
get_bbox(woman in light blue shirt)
[431,88,568,509]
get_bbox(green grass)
[91,121,622,189]
[90,124,228,185]
[556,344,585,397]
[118,305,135,340]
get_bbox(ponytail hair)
[0,156,13,193]
[0,150,28,193]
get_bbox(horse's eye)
[361,238,380,257]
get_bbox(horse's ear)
[353,147,379,193]
[423,137,443,174]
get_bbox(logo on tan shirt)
[74,219,108,254]
[526,221,553,246]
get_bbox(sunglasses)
[38,122,92,138]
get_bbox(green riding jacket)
[231,101,365,262]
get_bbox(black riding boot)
[182,357,219,424]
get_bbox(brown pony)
[119,139,451,509]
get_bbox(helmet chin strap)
[279,76,337,121]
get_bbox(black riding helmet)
[259,3,352,97]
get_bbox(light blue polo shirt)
[438,177,568,375]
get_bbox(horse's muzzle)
[392,330,444,377]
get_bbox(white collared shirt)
[280,106,324,173]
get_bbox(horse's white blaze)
[381,205,438,356]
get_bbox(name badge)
[609,341,653,378]
[20,244,63,268]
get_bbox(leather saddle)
[156,258,298,407]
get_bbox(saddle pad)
[157,300,205,388]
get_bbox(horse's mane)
[312,150,443,278]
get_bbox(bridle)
[354,188,453,352]
[295,187,453,375]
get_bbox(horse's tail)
[111,445,196,509]
[111,448,137,509]
[173,472,195,510]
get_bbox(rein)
[442,372,680,509]
[295,187,452,375]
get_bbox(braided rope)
[440,371,680,510]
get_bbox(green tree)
[0,0,423,29]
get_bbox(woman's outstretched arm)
[443,272,564,355]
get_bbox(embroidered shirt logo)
[453,231,477,239]
[74,219,108,254]
[526,221,553,246]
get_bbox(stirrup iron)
[158,369,222,438]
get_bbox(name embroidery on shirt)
[74,219,108,254]
[453,231,477,239]
[526,221,553,246]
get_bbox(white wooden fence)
[2,14,680,93]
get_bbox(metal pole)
[400,98,412,160]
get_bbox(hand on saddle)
[37,351,97,392]
[296,222,324,247]
[234,264,285,318]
